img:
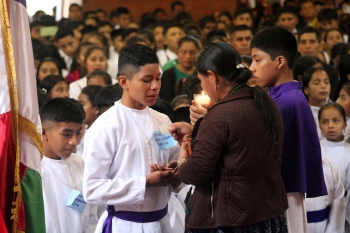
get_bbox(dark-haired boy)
[276,7,299,34]
[110,29,125,63]
[110,7,131,29]
[250,27,327,233]
[233,7,254,28]
[230,25,253,55]
[55,27,79,70]
[83,44,182,233]
[40,98,97,232]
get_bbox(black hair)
[140,16,157,29]
[170,94,189,109]
[150,98,173,116]
[87,32,109,55]
[277,6,298,19]
[171,1,184,11]
[36,57,63,83]
[87,70,112,85]
[173,12,193,25]
[41,15,57,27]
[302,67,328,93]
[233,7,253,19]
[83,11,96,21]
[81,85,103,107]
[207,29,226,42]
[169,106,190,123]
[40,98,85,124]
[97,21,112,29]
[66,21,84,31]
[240,55,252,66]
[33,44,66,70]
[84,16,99,26]
[331,43,350,64]
[184,72,201,102]
[195,41,282,158]
[111,29,124,41]
[30,20,45,30]
[318,102,346,123]
[153,8,166,17]
[136,29,156,45]
[231,24,254,35]
[95,84,123,115]
[37,88,50,110]
[317,8,338,22]
[298,26,321,43]
[39,75,69,96]
[183,24,200,35]
[163,23,183,35]
[338,54,350,90]
[251,27,297,69]
[198,16,216,30]
[126,36,148,46]
[54,27,75,42]
[178,36,199,50]
[341,82,350,98]
[219,11,232,21]
[70,41,94,73]
[110,7,130,19]
[293,55,322,81]
[118,44,158,79]
[69,3,82,10]
[81,25,98,36]
[121,28,139,41]
[324,28,343,42]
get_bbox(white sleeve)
[84,203,99,233]
[325,163,346,233]
[82,120,146,206]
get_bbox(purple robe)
[269,81,327,198]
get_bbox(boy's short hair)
[121,28,139,41]
[231,25,254,35]
[171,1,184,11]
[163,23,182,35]
[277,6,298,19]
[95,84,123,115]
[250,27,297,69]
[298,26,321,42]
[233,7,253,19]
[136,29,156,45]
[110,7,130,19]
[87,70,112,85]
[169,106,190,123]
[69,3,82,10]
[118,44,159,79]
[40,98,85,125]
[198,16,216,30]
[54,27,75,42]
[111,29,124,41]
[97,21,112,29]
[317,8,338,22]
[81,85,103,107]
[81,25,98,36]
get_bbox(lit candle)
[194,91,210,109]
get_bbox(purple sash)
[102,204,168,233]
[307,206,330,223]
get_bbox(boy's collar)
[269,81,302,98]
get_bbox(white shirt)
[42,154,98,233]
[69,77,87,100]
[107,59,118,82]
[346,118,350,140]
[59,49,72,71]
[109,46,119,64]
[306,159,346,233]
[310,105,323,140]
[83,101,181,233]
[157,49,177,69]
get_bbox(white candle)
[194,91,210,108]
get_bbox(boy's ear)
[94,108,99,116]
[117,75,129,90]
[276,56,287,69]
[42,127,49,141]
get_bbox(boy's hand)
[146,169,177,186]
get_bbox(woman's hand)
[190,100,210,125]
[169,122,194,144]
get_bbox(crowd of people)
[30,0,350,232]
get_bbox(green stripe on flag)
[21,168,45,233]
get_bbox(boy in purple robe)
[249,27,327,233]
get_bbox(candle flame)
[202,91,204,95]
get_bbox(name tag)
[66,189,86,213]
[153,130,177,150]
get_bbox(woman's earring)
[214,83,217,90]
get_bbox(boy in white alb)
[40,98,98,233]
[83,44,182,233]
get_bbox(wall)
[82,0,238,23]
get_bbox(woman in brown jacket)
[169,42,288,232]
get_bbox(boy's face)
[69,6,82,21]
[231,30,253,55]
[113,35,125,53]
[249,48,280,87]
[233,13,253,27]
[42,121,83,160]
[320,19,339,31]
[98,25,113,42]
[117,14,131,28]
[164,27,185,52]
[300,2,316,21]
[57,35,79,58]
[276,13,298,32]
[201,22,216,37]
[298,32,320,57]
[118,63,161,110]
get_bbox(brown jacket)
[178,87,288,228]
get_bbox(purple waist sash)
[102,204,168,233]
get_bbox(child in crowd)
[337,82,350,140]
[302,67,331,139]
[83,44,183,233]
[36,58,62,84]
[40,98,97,233]
[55,27,80,70]
[322,29,344,65]
[87,70,112,87]
[250,27,327,233]
[151,23,165,51]
[39,75,70,99]
[110,29,124,63]
[95,84,123,116]
[293,56,322,82]
[66,41,94,83]
[69,46,108,100]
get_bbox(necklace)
[119,101,154,166]
[43,158,77,190]
[230,83,247,94]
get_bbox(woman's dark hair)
[293,55,322,81]
[87,32,110,58]
[330,43,350,64]
[81,85,103,107]
[341,82,350,98]
[302,67,328,93]
[195,41,282,158]
[38,75,68,96]
[240,55,252,66]
[87,70,112,85]
[323,28,343,42]
[70,41,94,73]
[36,57,63,86]
[338,54,350,91]
[318,102,346,123]
[178,36,199,50]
